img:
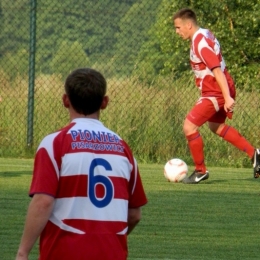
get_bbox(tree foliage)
[50,41,90,78]
[0,49,28,81]
[0,0,30,56]
[113,0,161,76]
[0,0,259,89]
[136,0,260,89]
[34,0,134,73]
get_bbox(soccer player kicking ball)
[16,68,147,260]
[172,8,260,184]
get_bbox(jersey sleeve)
[195,35,221,70]
[200,47,220,70]
[120,140,147,208]
[29,135,59,197]
[128,158,148,208]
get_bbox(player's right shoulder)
[37,123,75,150]
[37,131,61,151]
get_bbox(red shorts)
[186,97,229,126]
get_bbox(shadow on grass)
[177,179,230,185]
[0,171,32,177]
[195,179,228,184]
[187,176,257,184]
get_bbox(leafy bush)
[50,41,90,78]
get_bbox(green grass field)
[0,158,259,260]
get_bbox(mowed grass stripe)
[0,159,259,260]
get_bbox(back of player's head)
[64,68,107,115]
[173,8,197,24]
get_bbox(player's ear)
[188,20,193,29]
[62,93,70,108]
[100,96,109,110]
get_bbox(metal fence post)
[27,0,37,148]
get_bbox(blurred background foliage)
[0,0,259,167]
[1,0,259,85]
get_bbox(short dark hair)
[64,68,107,115]
[173,8,197,24]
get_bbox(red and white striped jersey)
[190,28,235,97]
[29,118,147,260]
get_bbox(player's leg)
[182,98,216,184]
[183,118,206,173]
[208,122,254,157]
[252,149,260,178]
[208,108,260,178]
[182,118,209,184]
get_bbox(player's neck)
[69,110,100,121]
[190,26,200,40]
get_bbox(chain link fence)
[0,0,259,167]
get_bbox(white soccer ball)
[164,158,188,183]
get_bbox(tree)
[133,0,191,82]
[0,49,29,81]
[35,0,136,73]
[50,41,89,78]
[0,0,30,56]
[135,0,260,89]
[113,0,161,76]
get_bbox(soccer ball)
[164,158,188,183]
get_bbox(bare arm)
[212,67,235,112]
[16,194,55,260]
[127,207,142,235]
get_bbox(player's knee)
[209,124,225,135]
[183,120,198,136]
[183,124,188,135]
[209,126,217,134]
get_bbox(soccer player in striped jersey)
[172,8,260,184]
[16,68,148,259]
